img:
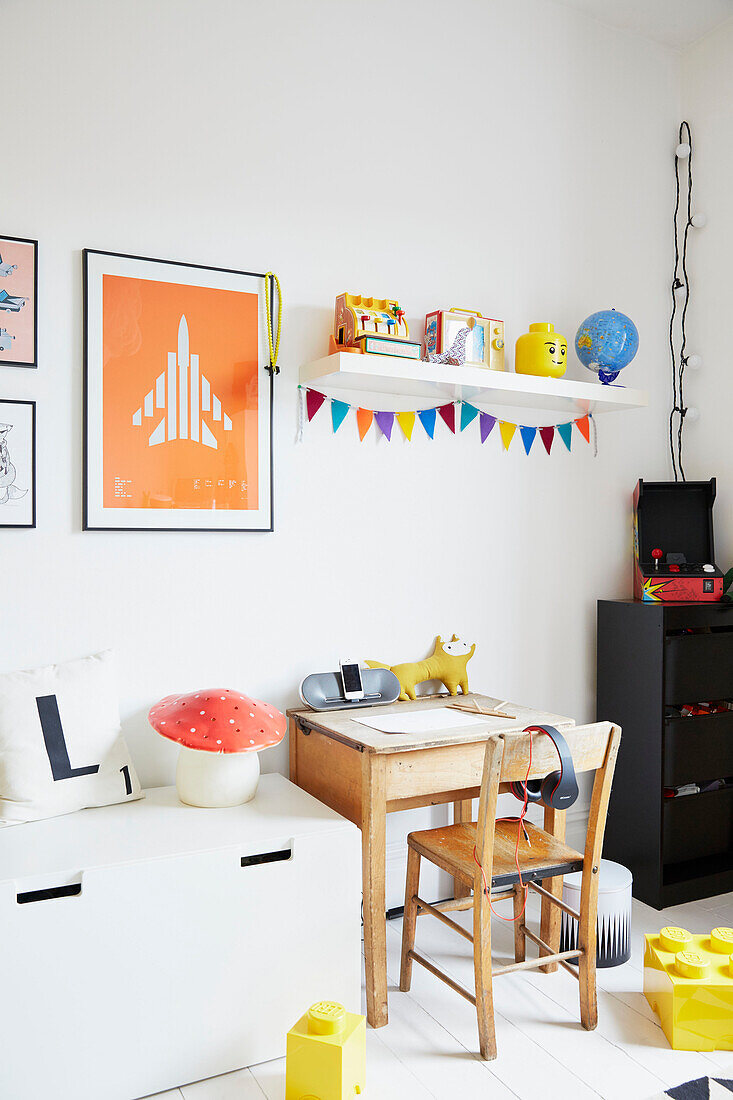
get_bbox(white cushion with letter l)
[0,650,142,825]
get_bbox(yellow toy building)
[515,321,568,377]
[285,1001,366,1100]
[333,292,420,359]
[366,635,475,701]
[643,925,733,1051]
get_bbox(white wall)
[682,21,733,562]
[3,0,678,903]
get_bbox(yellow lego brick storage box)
[286,1001,366,1100]
[644,926,733,1051]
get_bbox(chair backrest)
[474,722,622,878]
[499,722,616,783]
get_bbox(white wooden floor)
[147,891,733,1100]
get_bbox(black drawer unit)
[663,787,733,865]
[664,631,733,702]
[663,712,733,786]
[598,599,733,909]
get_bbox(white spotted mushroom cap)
[148,689,286,754]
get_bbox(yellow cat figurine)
[366,635,475,701]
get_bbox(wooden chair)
[399,722,621,1060]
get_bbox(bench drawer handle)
[240,848,291,867]
[17,884,82,905]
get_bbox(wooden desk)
[288,693,575,1028]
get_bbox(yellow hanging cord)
[264,272,282,374]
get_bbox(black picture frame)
[82,249,275,532]
[0,235,38,370]
[0,399,36,528]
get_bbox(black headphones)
[509,725,579,810]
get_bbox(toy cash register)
[633,478,724,602]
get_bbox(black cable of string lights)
[669,121,694,482]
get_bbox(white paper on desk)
[351,707,489,735]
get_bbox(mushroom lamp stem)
[176,745,260,808]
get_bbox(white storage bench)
[0,774,362,1100]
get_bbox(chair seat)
[408,820,584,889]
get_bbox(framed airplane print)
[83,250,273,531]
[0,399,36,528]
[0,235,38,369]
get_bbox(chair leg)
[399,845,421,992]
[578,900,598,1030]
[513,885,526,963]
[473,882,497,1060]
[539,873,564,973]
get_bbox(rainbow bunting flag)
[299,387,596,456]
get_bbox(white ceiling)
[554,0,733,48]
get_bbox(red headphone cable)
[473,733,532,922]
[472,726,566,923]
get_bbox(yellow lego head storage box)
[644,926,733,1051]
[286,1000,366,1100]
[514,322,568,377]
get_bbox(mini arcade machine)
[633,478,724,602]
[332,292,421,358]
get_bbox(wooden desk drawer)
[664,712,733,786]
[664,631,733,703]
[386,743,486,801]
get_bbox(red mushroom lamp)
[148,689,286,808]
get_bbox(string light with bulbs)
[669,122,705,481]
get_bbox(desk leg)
[288,716,299,783]
[362,753,388,1028]
[539,805,566,974]
[453,798,474,900]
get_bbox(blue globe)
[575,309,639,384]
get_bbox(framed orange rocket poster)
[83,250,273,531]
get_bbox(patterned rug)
[652,1079,733,1099]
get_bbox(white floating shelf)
[300,352,648,417]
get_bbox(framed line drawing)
[0,236,38,369]
[83,250,274,531]
[0,399,36,528]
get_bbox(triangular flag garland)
[557,422,573,451]
[460,403,479,432]
[519,425,537,455]
[306,389,326,422]
[539,426,555,455]
[499,421,517,451]
[396,411,415,441]
[331,399,349,433]
[438,403,455,434]
[297,387,597,456]
[374,410,394,441]
[356,407,373,441]
[479,411,496,443]
[418,407,437,439]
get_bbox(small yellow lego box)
[286,1001,366,1100]
[644,925,733,1051]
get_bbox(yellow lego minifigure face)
[514,322,569,378]
[543,334,568,376]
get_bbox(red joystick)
[652,548,663,572]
